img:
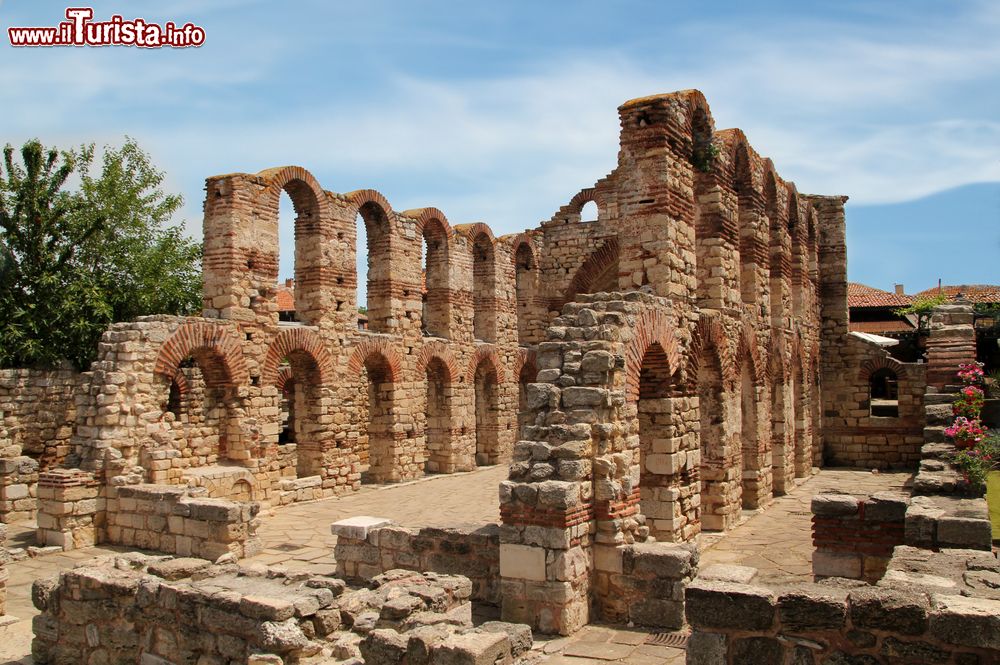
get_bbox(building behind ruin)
[0,90,943,618]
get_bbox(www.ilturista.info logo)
[8,7,205,48]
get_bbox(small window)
[869,368,899,417]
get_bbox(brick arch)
[735,322,766,385]
[261,328,335,386]
[684,313,735,390]
[257,166,330,220]
[568,188,606,217]
[512,347,538,382]
[510,234,538,269]
[455,222,496,246]
[154,323,249,389]
[465,346,507,384]
[556,237,620,310]
[625,307,683,402]
[859,355,909,383]
[402,207,454,240]
[347,338,404,382]
[347,188,394,219]
[416,342,459,384]
[275,366,294,394]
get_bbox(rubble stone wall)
[0,369,84,523]
[32,555,530,665]
[334,523,502,604]
[685,573,1000,664]
[811,492,908,583]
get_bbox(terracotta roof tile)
[847,282,912,308]
[914,284,1000,304]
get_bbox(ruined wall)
[811,492,908,583]
[334,523,502,604]
[685,557,1000,664]
[0,369,85,522]
[32,556,527,665]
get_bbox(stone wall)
[685,563,1000,664]
[105,484,261,560]
[811,492,908,583]
[0,369,83,523]
[32,555,532,665]
[334,521,502,605]
[35,469,261,559]
[0,523,7,617]
[593,542,698,630]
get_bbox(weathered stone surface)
[686,581,776,631]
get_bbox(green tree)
[0,138,201,370]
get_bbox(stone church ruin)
[3,89,998,663]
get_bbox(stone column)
[925,302,977,389]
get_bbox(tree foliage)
[0,138,201,370]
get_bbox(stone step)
[923,426,948,444]
[923,393,955,406]
[924,404,954,425]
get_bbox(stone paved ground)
[0,466,912,664]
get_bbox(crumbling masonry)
[1,90,935,638]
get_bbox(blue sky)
[2,0,998,296]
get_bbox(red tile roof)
[847,282,912,308]
[913,284,1000,304]
[275,285,295,312]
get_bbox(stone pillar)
[925,302,977,389]
[35,469,102,550]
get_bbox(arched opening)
[869,368,899,417]
[580,200,599,222]
[474,358,501,466]
[517,357,538,438]
[559,238,619,311]
[422,219,449,338]
[231,479,254,502]
[279,376,296,444]
[357,202,391,333]
[739,366,761,509]
[270,179,323,325]
[514,243,536,345]
[637,343,687,540]
[359,353,396,483]
[424,357,453,473]
[158,353,240,472]
[274,350,325,478]
[698,349,730,531]
[472,233,497,342]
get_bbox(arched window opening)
[422,220,449,338]
[869,368,899,417]
[360,354,395,483]
[278,191,296,285]
[515,243,536,344]
[166,377,183,418]
[580,200,599,222]
[636,343,687,541]
[424,358,452,473]
[474,359,500,466]
[472,234,496,342]
[279,376,296,444]
[158,354,236,471]
[357,202,391,333]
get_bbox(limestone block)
[330,516,392,540]
[813,551,862,579]
[499,544,546,582]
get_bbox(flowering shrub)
[945,417,986,448]
[951,429,1000,492]
[957,361,986,386]
[953,385,985,419]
